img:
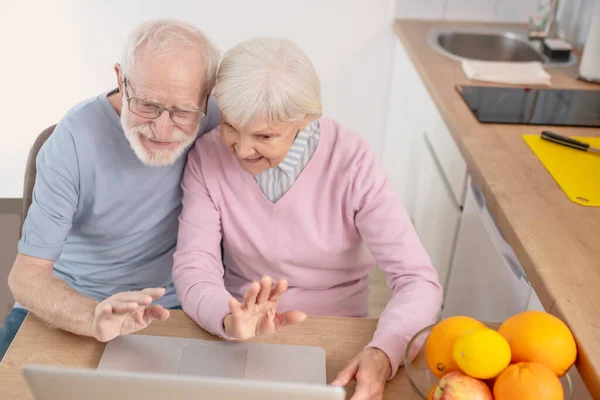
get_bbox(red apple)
[431,372,493,400]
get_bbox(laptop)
[97,334,327,384]
[22,364,346,400]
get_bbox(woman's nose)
[235,140,256,158]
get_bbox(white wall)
[0,0,397,198]
[2,0,593,199]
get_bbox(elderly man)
[1,19,220,360]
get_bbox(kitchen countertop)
[393,19,600,397]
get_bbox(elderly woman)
[173,37,442,399]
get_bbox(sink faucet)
[529,0,560,39]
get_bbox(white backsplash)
[395,0,594,46]
[444,0,498,21]
[394,0,446,19]
[395,0,539,22]
[556,0,595,47]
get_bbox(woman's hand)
[331,348,392,400]
[223,275,307,340]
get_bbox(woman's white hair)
[214,37,322,128]
[120,19,220,94]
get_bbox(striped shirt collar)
[277,120,319,176]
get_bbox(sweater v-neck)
[237,117,330,208]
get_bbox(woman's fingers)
[331,356,360,386]
[229,297,243,314]
[256,276,273,304]
[240,276,288,315]
[268,279,288,303]
[274,310,307,330]
[243,281,260,310]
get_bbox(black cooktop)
[456,85,600,128]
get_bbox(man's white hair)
[120,19,220,94]
[214,37,322,128]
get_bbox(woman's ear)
[298,115,313,131]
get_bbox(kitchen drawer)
[422,94,468,207]
[442,178,532,321]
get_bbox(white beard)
[120,105,197,167]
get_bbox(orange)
[498,310,576,376]
[425,316,486,378]
[428,386,435,400]
[493,362,563,400]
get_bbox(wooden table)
[0,311,421,400]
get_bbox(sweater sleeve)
[172,143,235,339]
[348,141,443,379]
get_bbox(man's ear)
[114,63,124,92]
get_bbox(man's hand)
[223,275,307,340]
[331,348,392,400]
[90,287,170,342]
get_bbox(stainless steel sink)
[428,27,577,67]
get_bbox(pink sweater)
[173,117,443,377]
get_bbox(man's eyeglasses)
[123,78,206,126]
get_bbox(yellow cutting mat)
[523,135,600,206]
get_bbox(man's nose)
[152,111,175,141]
